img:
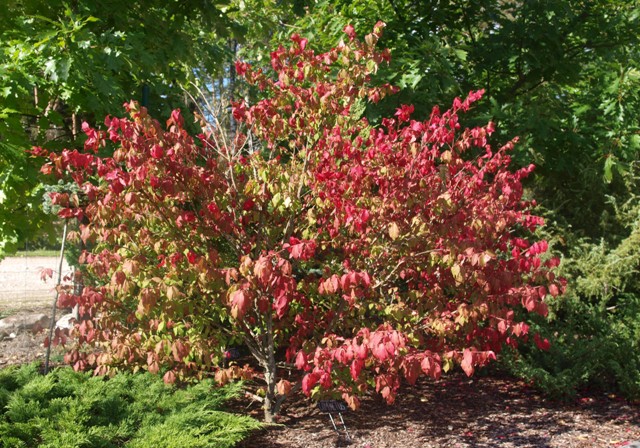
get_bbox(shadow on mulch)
[236,373,640,448]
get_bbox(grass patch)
[14,250,60,258]
[0,364,261,447]
[0,309,14,320]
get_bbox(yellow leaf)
[166,285,180,300]
[122,260,139,276]
[438,192,452,206]
[388,222,400,240]
[451,264,463,285]
[479,253,492,267]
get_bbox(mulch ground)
[236,373,640,448]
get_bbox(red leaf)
[343,24,356,40]
[172,340,189,362]
[284,237,316,261]
[168,109,184,128]
[273,293,289,318]
[80,225,92,244]
[295,351,308,370]
[39,268,54,282]
[253,256,273,285]
[148,361,160,374]
[354,343,368,360]
[163,370,177,384]
[301,372,319,395]
[276,379,292,396]
[522,292,537,312]
[350,359,363,381]
[235,61,248,77]
[372,343,388,362]
[403,358,421,385]
[150,144,163,159]
[111,271,126,286]
[319,275,340,295]
[534,334,551,351]
[342,393,360,410]
[420,355,442,380]
[460,349,474,377]
[229,289,251,320]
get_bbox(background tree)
[0,0,241,256]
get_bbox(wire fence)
[0,256,72,311]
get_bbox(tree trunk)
[262,313,281,423]
[242,316,284,423]
[263,359,279,423]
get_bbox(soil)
[0,305,67,367]
[2,258,639,447]
[0,256,70,367]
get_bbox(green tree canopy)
[0,0,239,255]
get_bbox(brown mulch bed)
[237,374,640,448]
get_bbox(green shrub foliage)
[0,365,260,448]
[502,171,640,399]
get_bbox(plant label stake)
[317,399,351,443]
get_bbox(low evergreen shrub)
[502,191,640,400]
[0,364,261,447]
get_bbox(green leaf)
[603,156,615,183]
[453,48,467,61]
[44,58,58,81]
